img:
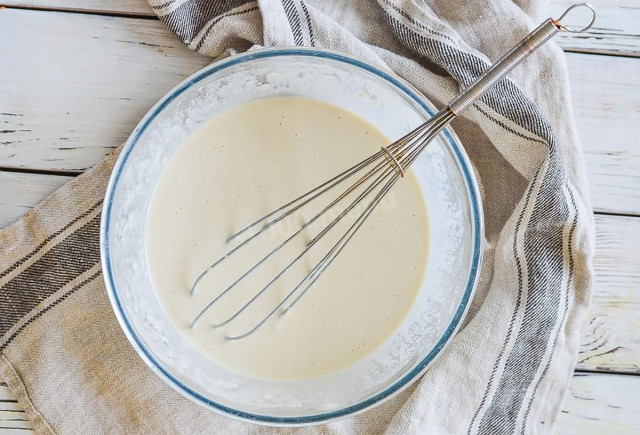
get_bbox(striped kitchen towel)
[0,0,594,433]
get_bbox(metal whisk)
[190,3,595,339]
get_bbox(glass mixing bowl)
[100,48,483,425]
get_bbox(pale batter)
[146,96,429,380]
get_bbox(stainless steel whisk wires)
[188,114,448,336]
[189,3,596,340]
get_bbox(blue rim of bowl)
[100,47,483,426]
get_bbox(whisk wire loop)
[191,154,401,329]
[193,109,452,334]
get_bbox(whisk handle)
[447,3,595,115]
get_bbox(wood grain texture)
[577,214,640,374]
[0,8,638,215]
[555,373,640,434]
[2,374,639,433]
[548,0,639,57]
[0,8,210,173]
[3,0,638,56]
[0,172,73,228]
[567,54,640,216]
[2,0,153,16]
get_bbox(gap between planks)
[0,398,30,432]
[0,4,156,19]
[0,171,74,228]
[574,215,640,374]
[0,0,153,17]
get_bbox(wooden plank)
[567,54,640,216]
[0,386,16,401]
[1,374,638,433]
[0,172,73,228]
[1,0,153,16]
[577,214,640,374]
[0,425,32,434]
[0,403,24,413]
[0,8,210,173]
[556,373,640,434]
[549,0,639,57]
[3,0,638,57]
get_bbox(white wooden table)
[0,0,638,433]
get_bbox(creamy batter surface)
[146,96,429,380]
